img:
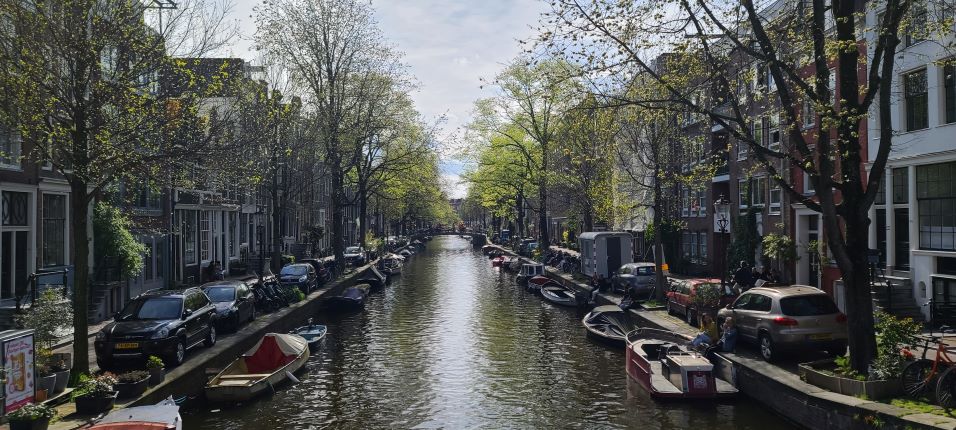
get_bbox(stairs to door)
[871,275,923,322]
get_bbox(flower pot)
[9,417,51,430]
[799,359,902,400]
[74,392,118,415]
[115,377,149,399]
[35,388,48,402]
[148,368,165,386]
[35,374,56,394]
[53,369,70,393]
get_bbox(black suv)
[94,287,218,369]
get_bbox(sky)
[224,0,548,198]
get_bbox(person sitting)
[619,292,634,310]
[710,317,738,354]
[690,313,718,349]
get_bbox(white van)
[578,231,634,279]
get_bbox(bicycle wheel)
[938,366,956,407]
[901,359,934,398]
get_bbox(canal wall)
[127,262,377,408]
[485,244,956,430]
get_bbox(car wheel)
[686,308,697,326]
[759,333,776,362]
[204,325,217,347]
[170,338,187,367]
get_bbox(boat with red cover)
[491,256,506,267]
[624,328,737,400]
[526,275,555,293]
[205,333,309,402]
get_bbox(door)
[731,294,760,340]
[184,293,202,344]
[894,208,910,270]
[1,231,29,301]
[606,236,621,278]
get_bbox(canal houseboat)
[624,328,737,400]
[205,333,310,403]
[582,305,637,346]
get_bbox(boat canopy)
[243,333,307,374]
[91,398,180,430]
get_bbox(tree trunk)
[840,210,878,371]
[515,192,525,238]
[271,171,282,274]
[538,177,550,247]
[583,210,594,232]
[653,165,667,302]
[331,169,346,273]
[358,181,368,247]
[70,183,91,379]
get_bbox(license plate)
[809,334,832,341]
[115,342,139,349]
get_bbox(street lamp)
[713,194,732,291]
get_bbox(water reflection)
[183,236,793,429]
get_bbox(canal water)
[183,236,794,429]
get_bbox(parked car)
[666,278,736,326]
[279,263,318,294]
[344,246,366,266]
[94,287,217,369]
[518,239,538,257]
[611,262,656,297]
[201,280,256,332]
[717,285,848,362]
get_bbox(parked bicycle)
[900,326,956,407]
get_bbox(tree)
[539,0,950,371]
[256,0,401,271]
[0,0,237,378]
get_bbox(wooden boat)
[356,266,387,290]
[291,319,328,353]
[507,259,522,272]
[516,264,545,287]
[582,305,637,345]
[378,254,403,276]
[205,333,310,403]
[89,398,181,430]
[326,283,370,310]
[540,283,579,307]
[624,328,737,400]
[481,245,496,255]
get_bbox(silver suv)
[717,285,847,362]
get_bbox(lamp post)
[713,194,732,291]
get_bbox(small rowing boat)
[205,333,310,403]
[582,305,637,345]
[625,328,737,400]
[327,284,371,311]
[291,319,328,353]
[540,283,579,307]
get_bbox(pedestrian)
[732,261,753,292]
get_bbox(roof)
[578,231,633,240]
[140,288,194,298]
[749,285,827,297]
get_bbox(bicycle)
[900,326,956,407]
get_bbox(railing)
[14,268,71,311]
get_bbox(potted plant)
[114,370,150,399]
[34,362,56,398]
[50,354,71,394]
[72,374,118,415]
[6,402,57,430]
[146,355,165,385]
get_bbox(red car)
[665,278,737,326]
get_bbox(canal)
[183,236,795,429]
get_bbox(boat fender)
[286,371,301,384]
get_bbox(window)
[1,191,28,226]
[682,188,691,217]
[917,161,956,251]
[804,172,815,195]
[228,212,237,257]
[905,69,929,131]
[697,190,707,218]
[893,167,909,204]
[753,120,765,148]
[183,211,197,264]
[135,186,162,211]
[768,114,781,150]
[682,231,709,265]
[753,177,767,207]
[906,1,927,47]
[0,126,21,169]
[770,186,782,215]
[199,211,210,261]
[945,63,956,124]
[739,179,749,208]
[829,69,837,105]
[803,98,816,128]
[737,139,748,160]
[699,232,708,261]
[42,194,66,267]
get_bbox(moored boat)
[540,283,579,307]
[491,256,506,267]
[516,263,545,287]
[89,397,182,430]
[327,283,371,311]
[291,319,328,353]
[378,254,404,276]
[205,333,310,403]
[356,265,387,290]
[624,328,737,400]
[525,275,553,293]
[582,305,637,345]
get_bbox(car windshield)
[780,295,839,316]
[119,297,182,320]
[345,247,361,254]
[635,266,655,275]
[204,286,236,302]
[281,265,308,276]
